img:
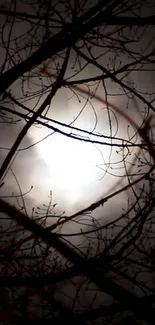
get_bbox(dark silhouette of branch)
[73,46,155,113]
[1,164,154,257]
[0,198,155,324]
[0,47,71,180]
[0,0,122,95]
[1,7,155,25]
[0,1,155,324]
[0,104,142,148]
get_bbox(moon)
[26,83,139,215]
[27,86,110,208]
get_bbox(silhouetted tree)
[0,1,155,324]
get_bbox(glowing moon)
[27,85,140,212]
[28,127,105,200]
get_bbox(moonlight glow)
[28,125,106,198]
[26,83,141,210]
[26,83,119,205]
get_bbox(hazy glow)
[29,127,105,199]
[25,83,117,207]
[21,74,144,215]
[26,85,140,212]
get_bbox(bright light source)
[30,129,104,195]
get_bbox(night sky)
[0,1,155,324]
